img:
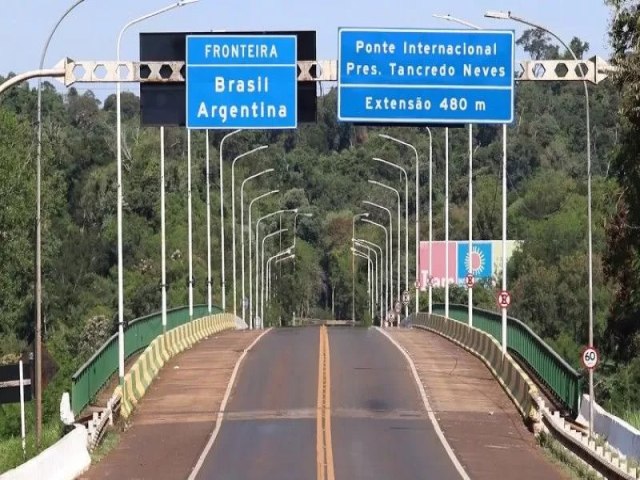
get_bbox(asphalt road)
[192,326,462,480]
[329,327,461,480]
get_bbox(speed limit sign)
[581,346,599,370]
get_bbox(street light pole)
[363,201,392,318]
[261,229,288,323]
[433,14,481,328]
[378,134,419,315]
[353,249,373,318]
[187,130,194,317]
[485,8,594,436]
[35,0,86,444]
[445,128,450,319]
[372,157,409,319]
[232,145,268,320]
[427,128,433,314]
[355,238,384,322]
[369,180,401,325]
[355,242,378,321]
[116,0,198,385]
[205,130,212,313]
[247,190,279,328]
[255,209,298,327]
[352,212,370,321]
[160,127,167,332]
[219,129,241,311]
[362,218,389,325]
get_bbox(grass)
[90,430,121,465]
[620,409,640,430]
[537,431,600,480]
[0,421,64,474]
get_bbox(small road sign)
[414,280,421,289]
[186,35,298,129]
[394,301,402,314]
[465,273,475,289]
[581,346,599,370]
[338,28,515,124]
[497,290,511,309]
[402,290,410,306]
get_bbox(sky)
[0,0,613,99]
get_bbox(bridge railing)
[430,304,583,417]
[71,304,219,415]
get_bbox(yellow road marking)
[316,326,335,480]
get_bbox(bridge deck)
[388,327,570,480]
[80,329,263,480]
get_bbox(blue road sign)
[338,28,514,124]
[186,35,297,129]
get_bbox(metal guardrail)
[71,304,220,415]
[431,304,583,417]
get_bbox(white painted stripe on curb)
[187,328,272,480]
[376,327,470,480]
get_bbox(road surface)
[191,326,462,480]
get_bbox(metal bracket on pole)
[57,56,614,87]
[0,56,615,94]
[517,56,614,84]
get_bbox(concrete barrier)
[580,394,640,461]
[412,313,542,429]
[0,425,91,480]
[120,313,236,419]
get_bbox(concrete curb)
[120,313,236,419]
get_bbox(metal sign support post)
[19,360,26,456]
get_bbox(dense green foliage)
[1,14,640,457]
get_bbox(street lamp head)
[178,0,199,6]
[302,213,314,218]
[265,168,274,174]
[484,10,510,19]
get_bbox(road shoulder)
[80,329,264,480]
[387,328,570,480]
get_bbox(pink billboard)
[419,241,457,289]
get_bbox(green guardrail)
[430,304,583,417]
[71,304,221,415]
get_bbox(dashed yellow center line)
[317,325,335,480]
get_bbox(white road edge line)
[187,328,273,480]
[375,327,471,480]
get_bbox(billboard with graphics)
[418,240,520,290]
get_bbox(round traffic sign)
[414,280,421,289]
[497,290,511,309]
[394,302,402,314]
[465,274,475,289]
[402,290,410,305]
[581,346,599,370]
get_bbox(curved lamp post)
[352,212,370,321]
[362,218,389,324]
[486,7,595,440]
[255,209,298,326]
[363,200,393,319]
[116,0,199,386]
[231,145,268,318]
[247,190,279,327]
[373,157,409,318]
[354,238,384,321]
[261,229,288,324]
[218,129,241,310]
[369,179,401,320]
[35,0,87,444]
[378,134,420,314]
